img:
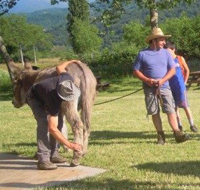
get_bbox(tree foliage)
[0,15,53,60]
[70,18,102,54]
[96,0,197,27]
[67,0,89,34]
[0,0,19,16]
[161,14,200,58]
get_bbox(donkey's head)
[12,72,27,108]
[12,70,37,108]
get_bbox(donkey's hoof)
[70,162,80,167]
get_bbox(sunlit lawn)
[0,68,200,190]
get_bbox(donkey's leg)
[62,100,84,166]
[82,127,89,156]
[61,115,71,152]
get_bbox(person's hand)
[70,60,82,65]
[157,79,165,87]
[146,78,158,87]
[69,142,83,152]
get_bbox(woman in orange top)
[165,41,198,132]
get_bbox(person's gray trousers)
[26,88,63,163]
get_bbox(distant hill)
[15,1,200,46]
[26,8,67,30]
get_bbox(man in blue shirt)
[133,28,189,145]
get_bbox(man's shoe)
[190,125,198,133]
[157,131,165,145]
[37,161,57,170]
[51,155,66,163]
[174,131,190,143]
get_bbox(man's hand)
[69,142,83,152]
[70,60,82,65]
[56,60,82,74]
[146,78,158,87]
[157,79,165,87]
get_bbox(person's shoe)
[174,131,190,143]
[51,155,66,163]
[37,161,57,170]
[157,131,165,145]
[190,125,198,133]
[178,125,183,132]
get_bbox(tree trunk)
[20,45,25,66]
[33,46,37,65]
[150,8,158,29]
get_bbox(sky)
[9,0,96,13]
[9,0,68,13]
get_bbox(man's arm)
[56,60,82,75]
[133,70,157,87]
[48,115,82,151]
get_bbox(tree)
[67,0,90,50]
[96,0,197,29]
[0,15,53,63]
[161,14,200,58]
[70,18,102,54]
[0,0,20,16]
[123,21,148,48]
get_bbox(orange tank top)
[177,55,186,80]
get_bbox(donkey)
[0,36,97,166]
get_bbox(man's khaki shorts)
[144,86,175,115]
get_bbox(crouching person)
[26,60,82,170]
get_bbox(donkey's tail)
[74,62,97,132]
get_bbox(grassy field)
[0,66,200,190]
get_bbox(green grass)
[0,69,200,190]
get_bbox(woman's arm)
[181,57,190,84]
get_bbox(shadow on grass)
[47,178,200,190]
[1,178,200,190]
[2,142,37,158]
[90,130,174,142]
[134,161,200,178]
[90,130,155,140]
[193,86,200,90]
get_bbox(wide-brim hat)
[57,80,80,101]
[146,28,171,43]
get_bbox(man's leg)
[26,90,57,170]
[144,87,165,144]
[161,87,189,143]
[167,112,189,142]
[152,113,165,145]
[184,107,198,132]
[152,113,162,132]
[166,112,179,131]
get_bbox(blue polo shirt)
[133,48,175,88]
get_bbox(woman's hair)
[164,41,176,50]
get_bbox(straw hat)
[145,28,171,43]
[57,80,80,101]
